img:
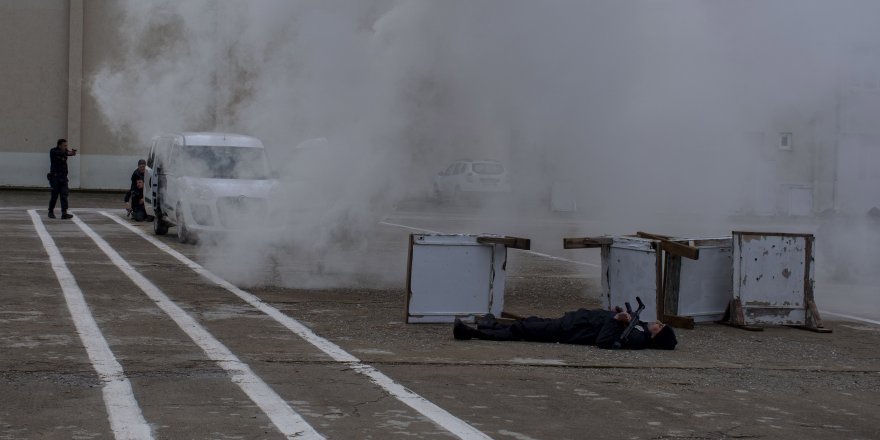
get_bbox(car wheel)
[177,204,196,244]
[153,204,169,236]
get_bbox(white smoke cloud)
[91,1,880,295]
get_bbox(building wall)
[0,0,138,190]
[0,2,876,207]
[80,0,143,188]
[837,48,880,213]
[0,1,72,187]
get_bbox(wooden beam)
[500,311,524,320]
[663,314,695,330]
[405,234,414,323]
[477,235,531,250]
[563,236,612,249]
[637,231,700,260]
[636,231,673,240]
[660,241,700,260]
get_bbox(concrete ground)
[1,189,878,440]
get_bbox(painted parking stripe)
[822,311,880,326]
[378,220,444,234]
[100,211,494,440]
[27,210,153,440]
[71,215,324,440]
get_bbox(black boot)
[477,313,500,330]
[453,319,479,340]
[61,212,74,220]
[48,210,56,219]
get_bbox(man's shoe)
[453,319,477,340]
[48,211,56,219]
[477,313,499,330]
[61,213,74,219]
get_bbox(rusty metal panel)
[406,234,507,323]
[732,232,814,325]
[602,236,660,321]
[665,238,732,322]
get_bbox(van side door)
[152,136,174,213]
[163,137,183,216]
[145,139,158,214]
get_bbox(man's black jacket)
[558,308,650,349]
[125,186,145,211]
[49,147,70,177]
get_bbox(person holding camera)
[47,138,77,219]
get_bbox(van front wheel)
[153,206,169,235]
[177,204,196,244]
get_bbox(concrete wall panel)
[82,0,131,157]
[0,152,140,189]
[0,1,69,155]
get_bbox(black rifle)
[612,296,645,349]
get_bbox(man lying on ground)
[453,307,677,350]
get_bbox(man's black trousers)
[48,175,69,213]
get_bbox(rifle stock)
[612,297,645,349]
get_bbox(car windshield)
[472,162,504,175]
[178,145,271,179]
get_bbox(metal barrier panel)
[602,237,660,321]
[664,238,732,322]
[732,232,814,325]
[406,234,507,323]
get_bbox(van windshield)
[178,145,271,179]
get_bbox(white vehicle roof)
[177,132,265,148]
[455,159,502,164]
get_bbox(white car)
[433,159,511,201]
[144,132,280,243]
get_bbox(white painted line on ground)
[101,211,493,440]
[74,215,324,440]
[27,210,153,440]
[379,219,600,268]
[822,311,880,326]
[522,250,600,268]
[378,220,443,234]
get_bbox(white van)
[144,132,279,243]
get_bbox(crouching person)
[453,307,677,350]
[125,177,155,222]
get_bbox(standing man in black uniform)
[47,138,77,219]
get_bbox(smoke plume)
[92,1,880,303]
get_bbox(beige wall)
[0,0,137,189]
[0,0,69,154]
[82,0,131,156]
[0,1,873,209]
[79,0,145,189]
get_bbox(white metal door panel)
[604,238,658,321]
[733,233,809,325]
[677,244,732,322]
[407,234,502,323]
